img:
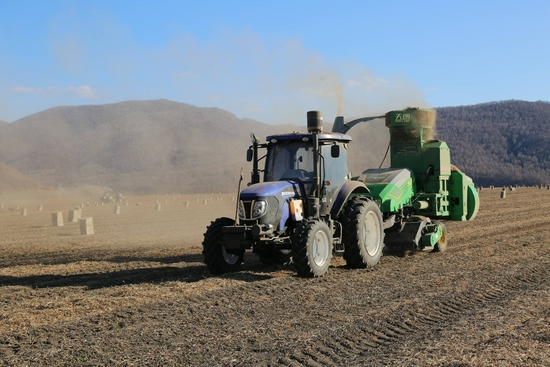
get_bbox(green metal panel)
[422,141,451,176]
[390,138,451,189]
[357,168,415,213]
[466,184,480,220]
[386,108,436,177]
[421,224,443,247]
[385,109,450,193]
[449,171,480,221]
[385,109,436,129]
[450,171,467,221]
[415,192,450,217]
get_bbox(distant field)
[1,188,549,366]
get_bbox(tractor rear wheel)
[292,218,333,277]
[342,197,384,268]
[202,217,244,274]
[432,221,448,253]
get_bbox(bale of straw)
[79,217,94,235]
[68,209,81,222]
[52,212,63,227]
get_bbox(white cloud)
[10,86,38,93]
[67,85,100,99]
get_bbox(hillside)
[0,99,391,194]
[0,99,548,193]
[0,100,297,194]
[0,161,51,194]
[435,100,550,187]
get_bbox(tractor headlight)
[238,201,246,220]
[252,200,268,219]
[238,199,268,220]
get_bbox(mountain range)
[0,99,548,194]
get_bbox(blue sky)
[1,0,549,124]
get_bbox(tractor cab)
[263,133,350,193]
[247,131,352,218]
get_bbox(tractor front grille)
[241,200,253,219]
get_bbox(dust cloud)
[420,108,437,141]
[165,29,433,174]
[5,20,437,192]
[395,107,437,141]
[41,12,431,127]
[89,26,432,127]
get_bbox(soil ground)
[0,187,549,366]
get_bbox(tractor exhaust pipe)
[306,111,322,217]
[307,110,323,133]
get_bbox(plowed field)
[1,188,549,366]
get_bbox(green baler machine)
[352,108,479,252]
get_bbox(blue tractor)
[202,109,478,277]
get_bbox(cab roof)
[265,131,352,143]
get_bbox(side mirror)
[246,147,253,162]
[331,144,340,158]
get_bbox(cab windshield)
[264,141,315,183]
[263,139,350,198]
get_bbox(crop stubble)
[0,188,549,366]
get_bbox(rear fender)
[330,180,370,219]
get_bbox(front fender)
[330,180,370,219]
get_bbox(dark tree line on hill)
[435,100,550,187]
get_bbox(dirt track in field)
[1,188,549,366]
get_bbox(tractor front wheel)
[292,218,333,277]
[342,197,384,268]
[202,217,244,274]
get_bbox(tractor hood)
[239,181,304,229]
[240,181,302,199]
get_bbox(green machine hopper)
[351,108,480,253]
[358,108,479,222]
